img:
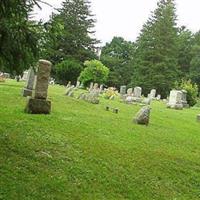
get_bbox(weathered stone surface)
[66,86,75,96]
[181,90,189,108]
[167,90,183,110]
[149,89,156,99]
[22,68,35,97]
[34,60,52,99]
[133,106,151,125]
[25,97,51,114]
[197,114,200,122]
[22,89,33,97]
[142,98,151,105]
[127,88,133,95]
[120,86,126,95]
[133,87,142,98]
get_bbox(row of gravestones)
[120,85,189,110]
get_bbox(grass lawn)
[0,80,200,200]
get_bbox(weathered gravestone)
[197,114,200,123]
[22,70,29,81]
[127,88,133,95]
[120,86,126,95]
[86,83,100,104]
[133,87,142,102]
[22,67,35,97]
[181,90,189,108]
[133,106,151,126]
[156,94,161,100]
[76,80,80,88]
[66,86,75,96]
[89,82,94,92]
[150,89,156,99]
[25,60,52,114]
[167,90,183,110]
[66,81,71,88]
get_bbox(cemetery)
[1,0,200,200]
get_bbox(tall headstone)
[120,86,126,95]
[167,90,183,110]
[150,89,156,99]
[76,80,80,88]
[22,67,35,97]
[99,84,104,93]
[133,87,142,98]
[25,60,52,114]
[89,82,94,91]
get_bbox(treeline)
[0,0,200,96]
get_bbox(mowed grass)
[0,80,200,200]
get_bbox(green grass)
[0,80,200,200]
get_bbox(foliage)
[42,0,99,67]
[101,37,135,88]
[177,26,194,78]
[0,0,41,75]
[175,79,198,106]
[189,45,200,91]
[55,59,83,85]
[79,60,109,86]
[102,87,119,99]
[131,0,179,97]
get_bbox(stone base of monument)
[22,88,33,97]
[25,97,51,114]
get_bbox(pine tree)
[0,0,41,75]
[43,0,98,65]
[132,0,179,97]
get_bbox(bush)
[103,87,119,99]
[79,60,109,86]
[176,80,198,106]
[55,59,82,85]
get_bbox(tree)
[79,60,109,86]
[177,26,194,78]
[55,59,83,85]
[0,0,41,75]
[43,0,99,66]
[101,37,135,88]
[131,0,179,97]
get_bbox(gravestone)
[89,82,94,91]
[134,87,142,98]
[197,114,200,122]
[156,94,161,100]
[127,88,133,95]
[99,84,104,93]
[76,80,80,88]
[133,106,151,126]
[167,90,183,110]
[22,70,29,81]
[66,81,71,88]
[181,90,189,108]
[25,60,52,114]
[66,85,75,96]
[120,86,126,95]
[151,89,156,98]
[22,67,35,97]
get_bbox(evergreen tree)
[43,0,98,66]
[132,0,179,97]
[101,37,135,88]
[0,0,41,75]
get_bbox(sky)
[34,0,200,46]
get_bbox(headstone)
[99,84,104,93]
[120,86,126,95]
[156,94,161,100]
[127,88,133,95]
[181,90,189,108]
[167,90,183,110]
[125,96,134,104]
[142,98,152,105]
[66,81,71,88]
[22,67,36,97]
[197,114,200,122]
[133,106,151,126]
[133,87,142,98]
[25,60,52,114]
[49,78,55,85]
[66,85,75,96]
[76,80,80,88]
[22,70,29,81]
[89,82,94,91]
[149,89,156,99]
